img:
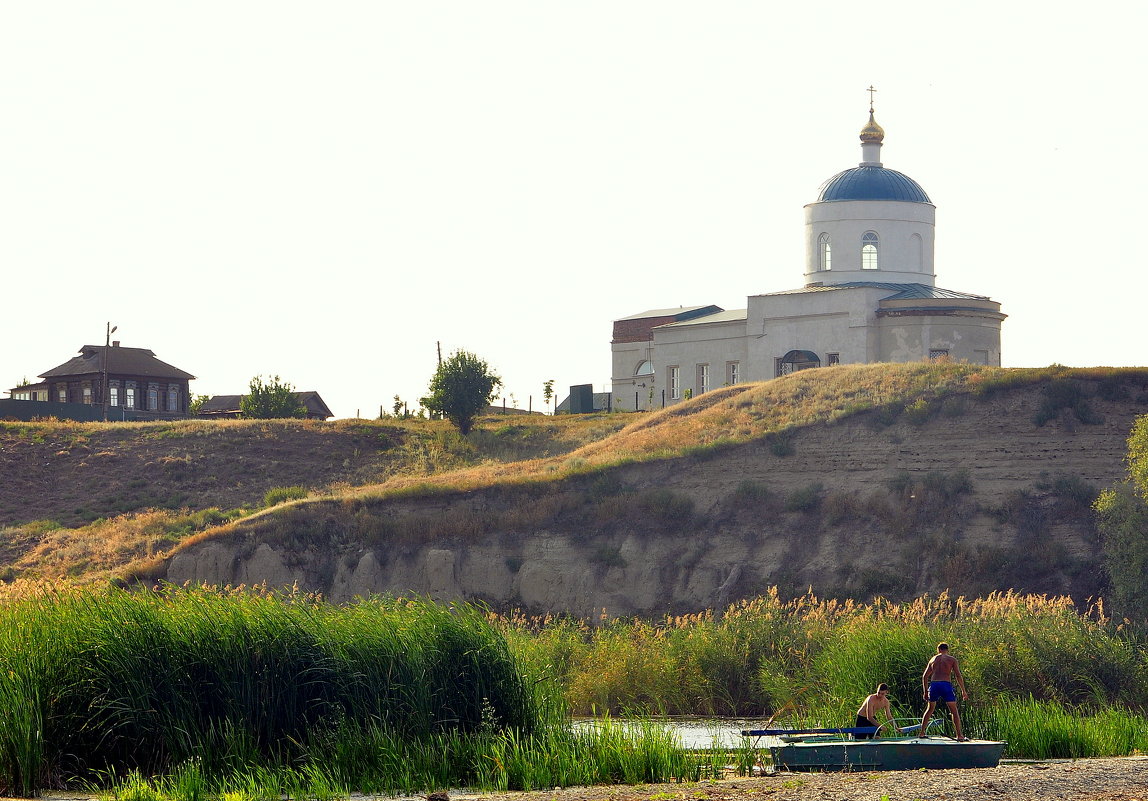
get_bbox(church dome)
[816,166,931,203]
[860,112,884,143]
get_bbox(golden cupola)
[860,110,885,143]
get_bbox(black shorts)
[855,714,877,739]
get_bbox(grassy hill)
[2,363,1147,612]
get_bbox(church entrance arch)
[776,350,820,376]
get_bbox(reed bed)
[501,589,1148,759]
[0,584,539,796]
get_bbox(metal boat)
[741,722,1006,771]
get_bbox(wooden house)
[196,391,333,420]
[7,342,195,418]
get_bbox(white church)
[610,100,1006,410]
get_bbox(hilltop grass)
[5,363,1148,586]
[194,363,1148,521]
[140,363,1148,580]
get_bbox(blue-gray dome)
[816,166,931,203]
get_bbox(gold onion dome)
[860,111,885,143]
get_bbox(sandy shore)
[12,758,1147,801]
[449,757,1148,801]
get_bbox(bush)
[263,486,308,507]
[766,430,796,457]
[785,483,823,512]
[1033,379,1104,427]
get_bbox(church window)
[818,234,832,271]
[929,349,950,361]
[828,353,840,366]
[862,232,878,270]
[669,366,680,400]
[634,360,653,376]
[728,362,740,384]
[698,364,710,394]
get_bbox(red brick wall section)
[612,316,678,344]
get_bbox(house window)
[58,388,67,403]
[148,388,159,411]
[167,386,179,412]
[728,362,740,384]
[828,353,840,366]
[669,366,681,400]
[125,387,135,409]
[862,232,878,270]
[929,349,950,361]
[818,233,832,271]
[82,387,92,405]
[698,364,710,394]
[110,386,119,407]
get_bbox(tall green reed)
[977,698,1148,758]
[0,584,537,794]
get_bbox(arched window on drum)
[861,231,878,270]
[818,233,832,271]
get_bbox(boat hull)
[769,737,1006,771]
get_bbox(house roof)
[39,345,196,380]
[198,391,333,419]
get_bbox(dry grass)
[5,363,1148,588]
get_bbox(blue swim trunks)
[929,680,957,703]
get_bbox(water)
[574,717,761,749]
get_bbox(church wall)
[877,314,1003,366]
[611,340,657,410]
[650,319,748,406]
[745,288,890,378]
[804,199,935,284]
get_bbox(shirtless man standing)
[920,642,969,740]
[855,683,893,739]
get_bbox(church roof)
[658,309,748,327]
[761,282,990,301]
[816,166,931,203]
[615,305,721,322]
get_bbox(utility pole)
[101,322,117,421]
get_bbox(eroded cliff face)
[160,384,1148,616]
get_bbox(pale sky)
[2,3,1145,419]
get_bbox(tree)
[543,379,555,414]
[1095,414,1148,618]
[1129,414,1148,500]
[421,350,502,435]
[240,375,306,419]
[188,394,212,416]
